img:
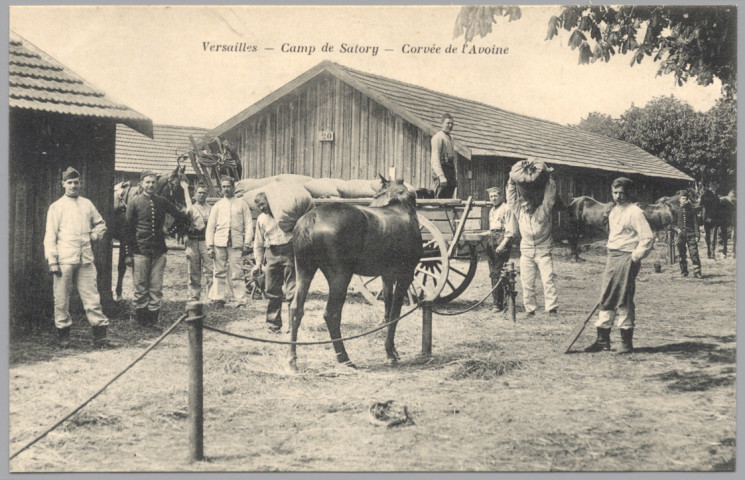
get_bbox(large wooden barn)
[211,60,692,203]
[9,31,153,331]
[115,123,207,185]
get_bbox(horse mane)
[370,179,417,209]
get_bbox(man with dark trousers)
[674,189,702,279]
[585,177,654,354]
[486,186,513,312]
[252,192,296,333]
[124,170,187,330]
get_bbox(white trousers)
[595,304,635,329]
[519,248,558,313]
[210,247,246,303]
[53,262,108,329]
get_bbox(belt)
[268,242,293,253]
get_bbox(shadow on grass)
[652,369,736,392]
[633,341,719,355]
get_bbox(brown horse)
[567,193,684,260]
[110,165,190,301]
[698,189,736,258]
[289,177,422,370]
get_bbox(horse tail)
[293,210,317,272]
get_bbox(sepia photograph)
[6,3,738,473]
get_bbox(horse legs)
[322,270,355,368]
[704,223,714,259]
[720,224,729,258]
[288,265,315,372]
[115,248,127,301]
[383,272,413,364]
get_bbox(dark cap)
[486,186,502,194]
[62,167,80,181]
[140,170,158,181]
[611,177,633,190]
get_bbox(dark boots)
[57,327,71,348]
[135,308,161,332]
[92,325,117,349]
[617,328,634,354]
[584,327,611,352]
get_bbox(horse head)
[370,176,417,210]
[156,164,188,207]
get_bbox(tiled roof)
[9,31,152,137]
[213,60,692,182]
[116,124,208,175]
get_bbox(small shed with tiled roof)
[9,30,153,330]
[115,123,208,185]
[212,60,692,203]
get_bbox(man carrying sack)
[585,177,654,354]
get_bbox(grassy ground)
[8,240,736,472]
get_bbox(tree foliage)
[454,5,737,93]
[575,95,736,192]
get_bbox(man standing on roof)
[585,177,654,354]
[431,113,457,199]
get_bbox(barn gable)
[212,60,692,185]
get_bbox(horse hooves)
[115,295,123,302]
[341,360,357,369]
[386,356,399,365]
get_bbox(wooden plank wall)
[225,73,435,190]
[9,110,116,331]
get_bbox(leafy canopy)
[454,5,736,92]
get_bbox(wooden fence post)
[421,301,432,356]
[186,301,204,462]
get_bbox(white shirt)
[44,195,106,265]
[489,203,511,231]
[254,212,294,249]
[607,203,654,262]
[206,196,253,248]
[505,177,556,250]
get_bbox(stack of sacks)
[303,178,346,198]
[236,174,418,202]
[263,182,315,233]
[509,159,552,209]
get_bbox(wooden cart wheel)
[351,214,449,304]
[433,243,478,304]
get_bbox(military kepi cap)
[140,170,158,181]
[62,167,80,181]
[486,186,502,194]
[611,177,633,190]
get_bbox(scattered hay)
[450,354,523,380]
[63,410,121,431]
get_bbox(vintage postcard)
[7,4,738,473]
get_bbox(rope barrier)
[202,303,422,345]
[9,313,189,461]
[430,277,504,316]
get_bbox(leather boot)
[135,308,149,327]
[617,328,634,354]
[584,327,611,352]
[92,325,117,349]
[57,326,71,348]
[146,309,163,333]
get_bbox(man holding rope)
[486,186,512,312]
[585,177,654,354]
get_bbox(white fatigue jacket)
[254,213,294,249]
[505,177,556,250]
[44,195,106,265]
[206,196,253,249]
[607,203,654,262]
[430,130,455,181]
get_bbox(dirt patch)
[9,244,737,472]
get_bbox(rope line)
[202,303,422,345]
[430,276,506,316]
[9,313,188,461]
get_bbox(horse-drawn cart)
[312,196,506,306]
